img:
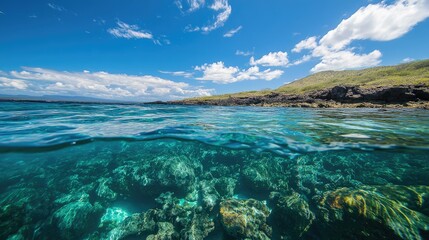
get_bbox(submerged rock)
[155,192,215,239]
[213,177,237,198]
[106,192,214,240]
[220,199,272,239]
[181,212,215,240]
[99,207,130,230]
[147,222,177,240]
[0,187,51,239]
[153,156,198,193]
[53,200,101,239]
[242,157,290,194]
[269,191,315,239]
[373,185,429,215]
[97,178,118,202]
[106,211,157,240]
[0,204,25,239]
[199,179,222,211]
[112,155,201,197]
[317,185,429,240]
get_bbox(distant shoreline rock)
[172,85,429,109]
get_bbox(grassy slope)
[184,59,429,101]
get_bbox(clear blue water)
[0,102,428,239]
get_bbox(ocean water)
[0,102,429,240]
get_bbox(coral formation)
[0,140,428,239]
[53,199,102,239]
[269,191,315,239]
[220,199,272,239]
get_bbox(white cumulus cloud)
[292,0,429,72]
[108,20,153,39]
[195,61,283,84]
[250,51,289,67]
[290,55,312,66]
[292,37,318,53]
[320,0,429,51]
[311,50,382,72]
[0,77,28,90]
[2,67,213,101]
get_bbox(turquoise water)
[0,102,429,239]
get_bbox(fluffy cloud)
[108,20,153,39]
[223,26,242,38]
[292,0,429,72]
[250,51,289,67]
[320,0,429,51]
[304,44,384,73]
[292,37,317,53]
[0,77,28,90]
[311,50,382,72]
[290,55,312,66]
[2,67,213,101]
[183,0,232,33]
[195,61,283,84]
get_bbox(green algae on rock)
[318,185,429,240]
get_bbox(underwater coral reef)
[1,140,429,239]
[1,103,429,239]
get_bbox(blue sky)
[1,0,429,101]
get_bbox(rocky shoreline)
[172,85,429,109]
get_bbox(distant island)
[172,60,429,109]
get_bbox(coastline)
[171,85,429,109]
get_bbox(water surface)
[0,102,428,239]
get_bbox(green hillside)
[277,59,429,94]
[184,60,429,101]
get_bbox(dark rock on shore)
[173,85,429,108]
[310,85,429,102]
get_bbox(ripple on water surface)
[0,102,428,239]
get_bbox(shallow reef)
[0,139,429,239]
[220,198,271,239]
